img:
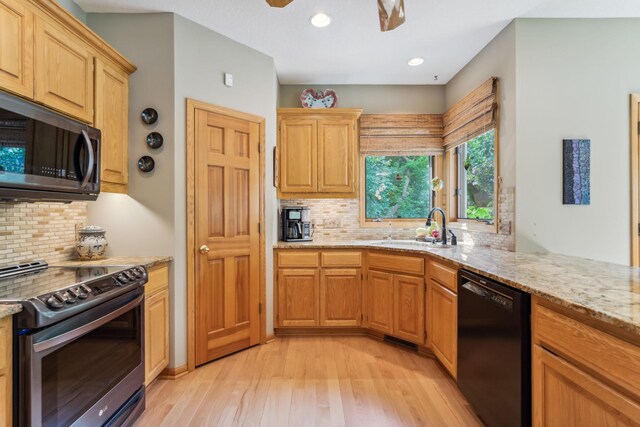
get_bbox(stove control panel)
[39,266,147,310]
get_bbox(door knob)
[199,245,210,254]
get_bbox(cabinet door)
[145,288,169,385]
[533,345,640,426]
[0,317,11,427]
[428,281,457,378]
[34,15,94,123]
[95,58,129,192]
[320,268,361,326]
[0,0,33,98]
[279,119,317,193]
[317,119,355,194]
[393,274,425,344]
[367,270,394,334]
[277,268,319,327]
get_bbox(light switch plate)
[224,73,233,87]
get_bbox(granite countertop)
[54,256,173,269]
[275,240,640,335]
[0,303,22,320]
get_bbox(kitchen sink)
[369,240,453,249]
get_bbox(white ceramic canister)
[75,225,108,260]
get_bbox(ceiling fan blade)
[266,0,294,7]
[378,0,405,32]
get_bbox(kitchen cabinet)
[366,252,426,344]
[366,270,394,334]
[95,58,129,193]
[277,268,319,327]
[34,14,94,123]
[0,0,33,98]
[320,268,361,326]
[145,263,169,386]
[0,316,11,427]
[428,280,457,378]
[277,109,362,199]
[532,297,640,426]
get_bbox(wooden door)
[195,109,260,365]
[95,58,129,192]
[317,119,355,194]
[320,268,361,326]
[533,345,640,426]
[34,15,94,123]
[279,118,317,193]
[393,274,425,344]
[277,268,319,327]
[0,0,33,98]
[428,281,458,377]
[145,288,169,385]
[367,270,394,334]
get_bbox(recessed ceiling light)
[310,13,331,28]
[408,57,425,67]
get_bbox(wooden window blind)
[359,114,444,156]
[443,77,498,149]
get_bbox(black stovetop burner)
[0,260,147,329]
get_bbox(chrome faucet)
[426,207,447,245]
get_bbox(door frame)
[185,98,267,372]
[631,94,640,266]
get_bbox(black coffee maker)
[281,207,313,242]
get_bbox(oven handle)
[33,293,143,353]
[80,129,95,189]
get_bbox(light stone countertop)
[0,303,22,320]
[274,240,640,335]
[53,256,173,269]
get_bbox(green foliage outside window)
[0,147,26,173]
[460,130,495,220]
[365,156,431,219]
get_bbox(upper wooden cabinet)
[34,14,94,123]
[95,58,129,193]
[0,0,33,98]
[277,108,362,199]
[0,0,136,193]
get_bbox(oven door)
[18,288,145,427]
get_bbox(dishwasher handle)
[462,280,514,312]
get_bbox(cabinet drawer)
[321,251,362,267]
[368,252,424,275]
[429,259,457,292]
[146,264,169,296]
[278,251,319,268]
[534,302,640,399]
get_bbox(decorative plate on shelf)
[300,89,337,108]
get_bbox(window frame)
[446,127,500,234]
[359,154,443,228]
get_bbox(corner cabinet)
[0,0,136,193]
[144,263,170,386]
[277,109,362,199]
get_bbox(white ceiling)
[76,0,640,84]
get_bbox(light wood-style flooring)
[135,336,483,427]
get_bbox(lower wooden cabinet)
[533,345,640,426]
[0,316,12,427]
[277,268,319,327]
[393,274,425,344]
[320,268,361,326]
[145,263,169,386]
[428,280,458,378]
[366,270,394,334]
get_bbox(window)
[364,155,433,220]
[456,129,495,221]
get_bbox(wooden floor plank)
[134,336,483,427]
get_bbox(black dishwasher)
[458,269,531,427]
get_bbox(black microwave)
[0,91,101,202]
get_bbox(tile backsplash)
[0,202,87,267]
[281,187,515,251]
